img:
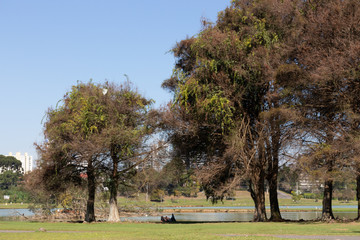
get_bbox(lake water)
[0,208,33,217]
[124,211,358,222]
[0,207,357,222]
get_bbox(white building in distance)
[7,152,34,173]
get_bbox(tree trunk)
[249,172,267,222]
[107,180,120,222]
[322,179,334,220]
[107,160,120,222]
[267,134,282,221]
[266,108,282,221]
[268,172,282,221]
[85,160,96,222]
[356,174,360,220]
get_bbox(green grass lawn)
[0,221,359,240]
[0,203,29,209]
[0,191,359,239]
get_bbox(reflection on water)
[124,211,358,222]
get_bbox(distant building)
[7,152,34,173]
[297,173,323,193]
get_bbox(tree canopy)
[163,0,360,221]
[0,155,22,172]
[0,155,23,190]
[36,80,158,222]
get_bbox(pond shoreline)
[161,208,325,213]
[1,206,356,212]
[1,209,358,223]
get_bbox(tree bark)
[356,174,360,220]
[322,179,334,220]
[268,171,282,221]
[85,160,96,222]
[267,125,282,222]
[249,171,267,222]
[264,101,283,222]
[107,159,120,222]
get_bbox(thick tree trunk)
[268,172,282,221]
[249,172,267,222]
[267,140,282,221]
[266,109,282,221]
[107,181,120,222]
[107,160,120,222]
[85,160,96,222]
[322,179,334,220]
[356,174,360,220]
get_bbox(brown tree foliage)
[283,0,360,220]
[163,0,303,222]
[165,0,360,222]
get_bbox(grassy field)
[0,220,359,240]
[0,191,359,239]
[0,203,29,209]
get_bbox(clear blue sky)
[0,0,230,160]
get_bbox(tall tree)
[0,154,23,173]
[100,82,157,222]
[163,0,300,221]
[37,80,157,222]
[0,155,23,190]
[0,155,22,173]
[284,0,360,220]
[38,82,109,222]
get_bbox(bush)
[303,193,319,199]
[0,187,31,203]
[225,190,236,200]
[334,189,355,202]
[178,186,198,197]
[291,191,302,203]
[150,189,165,202]
[173,190,181,197]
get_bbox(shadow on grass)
[151,218,360,225]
